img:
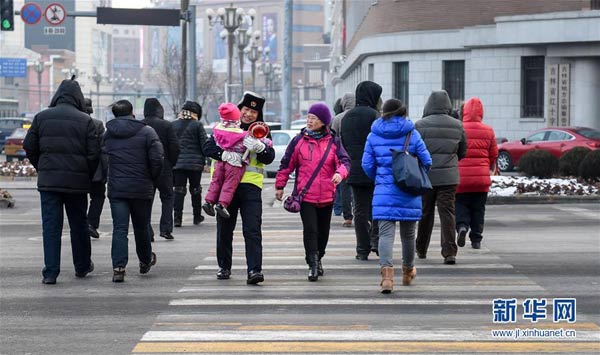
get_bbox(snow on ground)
[0,161,37,177]
[490,176,599,196]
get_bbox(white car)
[265,129,300,178]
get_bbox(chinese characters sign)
[547,64,570,127]
[0,58,27,77]
[493,298,576,324]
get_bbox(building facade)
[330,0,600,140]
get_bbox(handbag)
[283,138,334,213]
[390,130,432,195]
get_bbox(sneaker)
[75,261,94,278]
[247,271,264,285]
[139,252,157,274]
[443,256,456,265]
[342,220,353,228]
[112,268,126,282]
[89,226,99,239]
[193,214,205,225]
[457,226,468,247]
[202,202,216,217]
[216,268,231,280]
[472,241,481,249]
[160,232,174,240]
[215,204,230,219]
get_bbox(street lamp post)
[206,4,255,101]
[246,32,261,92]
[91,68,103,110]
[261,61,272,99]
[236,28,250,95]
[33,60,45,111]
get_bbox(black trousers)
[150,174,174,234]
[216,183,263,274]
[87,181,106,229]
[300,202,333,263]
[416,185,458,258]
[173,169,203,216]
[455,192,488,243]
[351,185,379,256]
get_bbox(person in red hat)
[203,103,271,219]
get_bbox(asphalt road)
[0,185,598,354]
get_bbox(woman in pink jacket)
[275,103,351,281]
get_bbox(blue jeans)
[110,198,153,269]
[40,191,91,279]
[378,220,416,268]
[334,180,353,219]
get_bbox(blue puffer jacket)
[362,116,432,221]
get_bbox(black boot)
[307,253,319,282]
[174,212,182,228]
[317,259,324,276]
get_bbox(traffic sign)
[44,2,65,26]
[0,58,27,77]
[21,3,42,25]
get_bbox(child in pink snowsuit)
[203,103,247,219]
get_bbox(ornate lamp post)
[33,60,45,111]
[206,4,255,101]
[235,27,251,94]
[91,68,104,109]
[246,31,261,92]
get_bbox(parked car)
[291,119,305,130]
[496,127,600,172]
[4,128,28,161]
[0,117,32,151]
[265,130,299,178]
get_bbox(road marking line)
[177,284,545,292]
[131,341,600,353]
[194,264,513,270]
[169,298,495,306]
[201,254,501,261]
[139,329,600,341]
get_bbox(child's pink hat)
[219,103,241,122]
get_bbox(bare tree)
[157,45,225,122]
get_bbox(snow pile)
[0,161,37,177]
[490,176,599,196]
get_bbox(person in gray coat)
[331,93,355,227]
[415,90,467,265]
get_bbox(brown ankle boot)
[402,265,417,286]
[380,266,394,294]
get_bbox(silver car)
[265,129,300,178]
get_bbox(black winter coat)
[142,115,180,176]
[171,119,207,171]
[92,118,108,183]
[340,81,382,186]
[103,116,164,200]
[23,80,100,194]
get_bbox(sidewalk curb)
[487,195,600,205]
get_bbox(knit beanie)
[307,102,332,126]
[218,102,241,122]
[182,101,202,117]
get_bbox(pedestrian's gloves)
[221,151,243,167]
[243,136,266,153]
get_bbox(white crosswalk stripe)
[129,203,598,354]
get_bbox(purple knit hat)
[307,102,332,126]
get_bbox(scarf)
[305,128,327,140]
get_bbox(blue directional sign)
[0,58,27,77]
[21,3,43,25]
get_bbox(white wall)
[571,58,600,130]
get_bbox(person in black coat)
[84,98,108,240]
[171,101,208,226]
[103,100,164,282]
[23,79,100,285]
[340,80,382,261]
[142,98,180,240]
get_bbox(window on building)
[521,56,545,118]
[393,62,409,115]
[443,60,465,109]
[5,77,14,85]
[592,0,600,10]
[368,64,374,81]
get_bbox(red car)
[496,127,600,172]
